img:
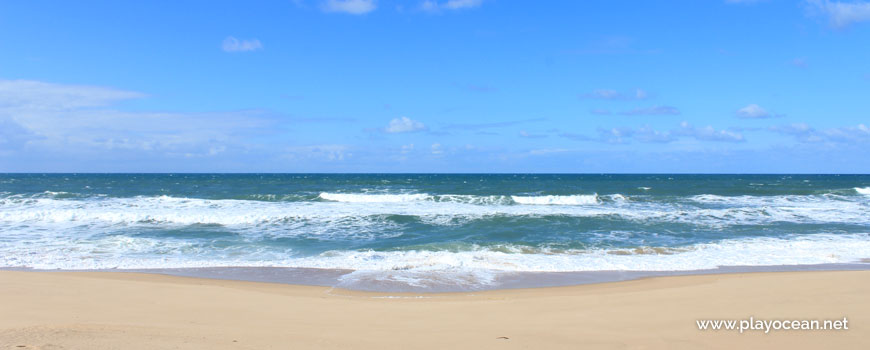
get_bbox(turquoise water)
[2,174,869,289]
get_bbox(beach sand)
[1,270,867,349]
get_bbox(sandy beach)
[1,270,867,349]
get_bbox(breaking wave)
[318,192,606,205]
[510,194,599,205]
[319,192,431,203]
[1,192,868,228]
[2,233,868,288]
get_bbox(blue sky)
[1,0,868,173]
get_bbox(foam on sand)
[3,232,869,285]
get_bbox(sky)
[0,0,868,173]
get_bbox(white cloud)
[526,148,574,156]
[770,123,870,143]
[725,0,766,4]
[430,143,443,154]
[0,118,40,152]
[283,144,350,161]
[736,104,772,119]
[0,79,274,157]
[322,0,376,14]
[421,0,483,12]
[806,0,870,28]
[519,130,547,138]
[589,104,679,116]
[221,36,263,52]
[584,89,619,99]
[444,118,545,130]
[636,125,675,143]
[675,122,745,142]
[596,123,744,144]
[558,132,592,141]
[619,105,680,116]
[444,0,483,9]
[579,88,649,100]
[599,126,674,144]
[791,57,808,68]
[0,79,145,110]
[385,116,426,133]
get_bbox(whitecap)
[318,192,431,203]
[510,194,599,205]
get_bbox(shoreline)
[1,269,868,349]
[5,262,870,292]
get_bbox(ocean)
[1,174,869,291]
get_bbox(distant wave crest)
[510,194,599,205]
[1,192,868,228]
[319,192,431,203]
[318,192,604,205]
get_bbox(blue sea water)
[1,174,869,290]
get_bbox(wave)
[510,194,599,205]
[318,192,604,205]
[3,233,868,286]
[1,193,867,228]
[0,191,97,200]
[319,192,431,203]
[299,233,870,272]
[856,187,870,195]
[688,193,857,206]
[435,194,513,205]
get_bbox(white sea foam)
[605,194,628,202]
[293,233,870,272]
[318,192,605,206]
[510,194,599,205]
[2,233,868,287]
[319,192,431,203]
[856,187,870,195]
[689,193,851,205]
[1,193,868,230]
[436,194,513,205]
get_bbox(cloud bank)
[0,79,275,160]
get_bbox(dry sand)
[1,270,867,349]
